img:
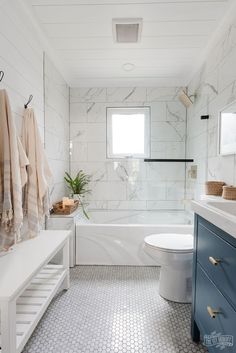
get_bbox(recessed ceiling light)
[122,63,135,71]
[112,18,143,43]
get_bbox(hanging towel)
[0,89,29,249]
[21,108,52,238]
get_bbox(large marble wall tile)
[45,105,67,137]
[166,181,185,200]
[50,160,69,183]
[70,88,106,103]
[146,182,167,201]
[221,21,236,59]
[218,46,236,93]
[208,126,218,158]
[208,155,235,185]
[70,122,106,142]
[106,161,129,182]
[146,163,185,181]
[89,181,126,201]
[87,123,106,142]
[127,181,166,201]
[151,141,185,159]
[149,102,166,121]
[186,107,208,140]
[87,103,107,123]
[106,160,147,182]
[147,87,180,102]
[70,123,87,142]
[45,131,69,161]
[151,122,186,141]
[107,87,147,103]
[70,103,87,123]
[70,161,107,182]
[71,142,88,162]
[87,142,107,161]
[166,102,186,122]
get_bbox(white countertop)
[0,230,70,301]
[192,197,236,239]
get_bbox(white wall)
[0,0,69,204]
[70,87,187,210]
[186,13,236,203]
[44,55,69,203]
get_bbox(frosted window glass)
[107,107,150,158]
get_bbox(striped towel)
[0,89,29,250]
[21,108,52,238]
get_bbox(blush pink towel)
[21,108,52,238]
[0,90,29,250]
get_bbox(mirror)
[219,101,236,155]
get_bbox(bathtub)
[76,210,193,266]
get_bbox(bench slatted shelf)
[0,231,70,353]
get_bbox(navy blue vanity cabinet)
[191,215,236,353]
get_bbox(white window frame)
[106,106,151,159]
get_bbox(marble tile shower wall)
[70,87,187,210]
[186,14,236,204]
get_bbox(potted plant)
[64,170,91,219]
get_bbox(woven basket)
[52,200,79,215]
[222,186,236,200]
[205,181,225,196]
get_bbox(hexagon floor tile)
[22,266,208,353]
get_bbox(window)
[107,107,150,158]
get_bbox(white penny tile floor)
[22,266,207,353]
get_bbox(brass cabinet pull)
[209,256,221,266]
[207,306,220,319]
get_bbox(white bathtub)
[76,210,193,266]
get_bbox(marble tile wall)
[44,55,70,203]
[186,14,236,206]
[70,87,187,210]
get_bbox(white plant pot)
[72,194,82,201]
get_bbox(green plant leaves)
[64,170,91,195]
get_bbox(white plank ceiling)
[27,0,231,87]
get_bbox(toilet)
[144,233,193,303]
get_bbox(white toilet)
[144,233,193,303]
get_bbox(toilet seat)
[144,233,193,253]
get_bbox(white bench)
[0,230,70,353]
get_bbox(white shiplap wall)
[0,0,69,203]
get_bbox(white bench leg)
[0,300,16,353]
[62,238,70,290]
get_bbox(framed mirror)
[219,101,236,155]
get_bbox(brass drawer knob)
[209,256,221,266]
[207,306,220,319]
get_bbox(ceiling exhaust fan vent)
[112,18,143,43]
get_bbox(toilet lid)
[144,233,193,253]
